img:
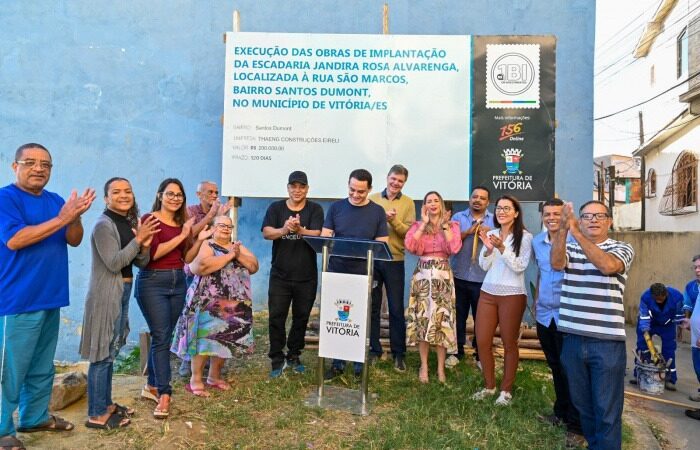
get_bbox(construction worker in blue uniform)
[632,283,684,390]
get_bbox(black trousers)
[267,275,317,369]
[454,278,482,359]
[537,319,580,426]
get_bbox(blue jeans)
[561,334,626,450]
[0,309,60,437]
[370,260,406,357]
[693,347,700,391]
[135,269,186,396]
[87,282,132,417]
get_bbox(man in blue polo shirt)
[321,169,388,379]
[532,198,580,434]
[0,143,95,449]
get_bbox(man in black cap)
[262,171,324,378]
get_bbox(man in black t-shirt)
[262,171,324,378]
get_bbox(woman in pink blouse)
[404,191,462,383]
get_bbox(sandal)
[85,413,130,430]
[206,379,231,391]
[153,394,170,419]
[140,385,159,403]
[185,383,210,398]
[112,403,135,417]
[0,435,25,450]
[16,415,74,433]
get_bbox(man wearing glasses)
[187,181,232,237]
[262,171,324,378]
[0,143,95,449]
[551,200,634,450]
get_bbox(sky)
[594,0,660,156]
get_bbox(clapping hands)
[59,188,96,224]
[133,214,160,247]
[478,228,504,253]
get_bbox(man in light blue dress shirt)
[448,186,494,367]
[532,198,581,434]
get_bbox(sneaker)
[476,361,483,371]
[269,361,287,379]
[686,409,700,420]
[689,392,700,402]
[445,355,459,369]
[393,355,406,372]
[471,387,497,400]
[665,381,677,391]
[324,366,343,381]
[494,391,512,406]
[287,358,305,374]
[178,360,192,378]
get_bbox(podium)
[302,236,392,416]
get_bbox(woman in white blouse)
[471,194,532,406]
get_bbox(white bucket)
[635,360,665,395]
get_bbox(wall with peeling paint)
[0,0,595,361]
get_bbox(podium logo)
[335,299,352,322]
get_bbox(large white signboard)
[222,32,471,200]
[318,272,370,363]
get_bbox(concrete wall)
[613,201,642,230]
[0,0,595,361]
[611,231,700,324]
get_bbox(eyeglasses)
[495,206,513,212]
[16,159,53,170]
[215,223,234,230]
[162,191,184,200]
[580,213,609,221]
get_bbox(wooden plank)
[624,390,698,409]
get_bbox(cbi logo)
[491,52,535,96]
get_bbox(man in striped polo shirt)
[551,200,634,450]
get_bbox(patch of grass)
[114,345,141,374]
[94,314,635,449]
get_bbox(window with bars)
[658,151,697,215]
[645,168,656,198]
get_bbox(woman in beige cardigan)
[79,177,158,429]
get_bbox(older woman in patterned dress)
[171,215,258,396]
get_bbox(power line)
[597,17,699,87]
[594,70,700,121]
[595,2,658,58]
[594,3,700,79]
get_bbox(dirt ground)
[17,374,212,450]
